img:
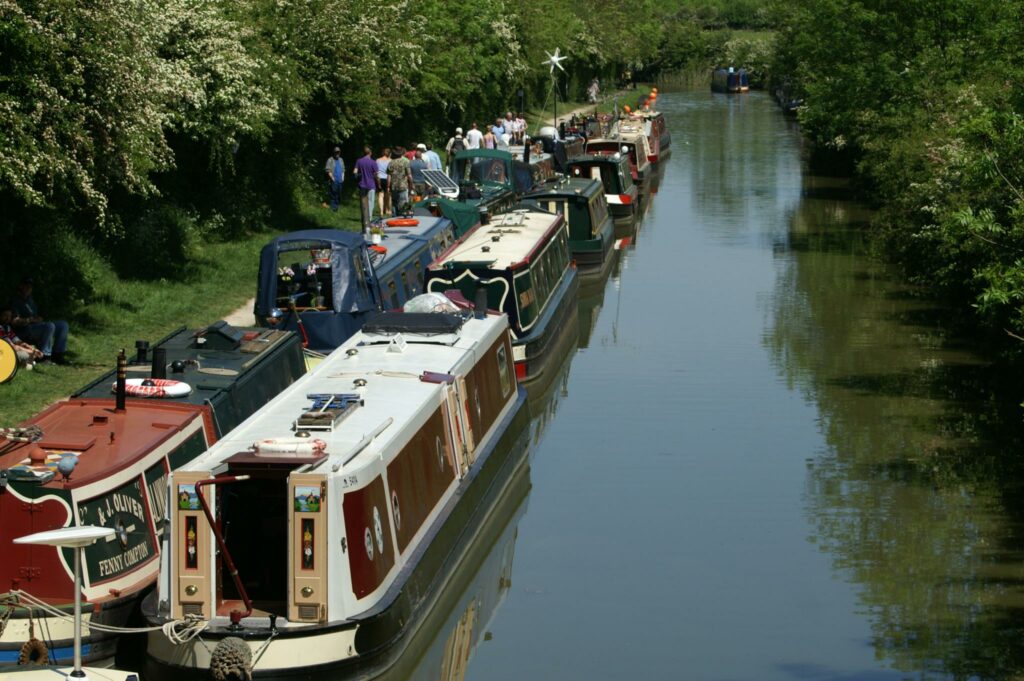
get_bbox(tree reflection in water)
[765,180,1024,679]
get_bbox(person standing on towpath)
[325,146,345,211]
[354,146,380,232]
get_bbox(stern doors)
[171,471,214,619]
[289,473,328,623]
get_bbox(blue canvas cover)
[255,230,376,350]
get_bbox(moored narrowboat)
[74,321,305,436]
[633,109,672,163]
[711,67,750,93]
[523,177,615,276]
[425,208,578,383]
[566,153,638,228]
[143,307,529,680]
[585,136,652,186]
[0,325,304,668]
[255,221,457,352]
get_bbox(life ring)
[18,637,47,665]
[252,438,327,456]
[114,378,192,398]
[386,218,419,227]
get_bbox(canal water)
[374,91,1024,680]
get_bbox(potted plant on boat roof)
[370,225,384,245]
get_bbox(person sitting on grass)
[9,277,70,365]
[1,305,43,368]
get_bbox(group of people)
[0,277,70,370]
[443,111,528,158]
[324,110,529,226]
[325,142,445,227]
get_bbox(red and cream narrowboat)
[143,306,527,680]
[0,323,303,668]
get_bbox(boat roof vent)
[294,393,363,432]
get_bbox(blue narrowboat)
[255,219,457,351]
[711,67,750,93]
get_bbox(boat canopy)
[254,225,374,315]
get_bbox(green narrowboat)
[523,177,615,276]
[425,207,578,383]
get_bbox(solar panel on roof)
[422,169,460,198]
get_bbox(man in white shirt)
[464,122,483,150]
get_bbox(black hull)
[144,390,531,681]
[515,268,580,384]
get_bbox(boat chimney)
[151,347,167,379]
[134,339,149,364]
[523,137,531,165]
[478,204,490,226]
[474,288,488,319]
[115,349,127,413]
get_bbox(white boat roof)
[611,118,647,138]
[179,313,507,476]
[431,209,560,272]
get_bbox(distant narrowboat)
[255,221,457,351]
[585,135,652,186]
[0,323,305,667]
[566,153,639,227]
[426,208,578,383]
[144,307,529,680]
[523,177,615,276]
[711,67,750,93]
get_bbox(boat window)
[411,261,423,296]
[400,270,411,301]
[497,344,512,397]
[590,195,609,233]
[387,280,398,309]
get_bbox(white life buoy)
[252,438,327,456]
[114,378,192,398]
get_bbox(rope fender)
[210,636,252,681]
[17,638,47,666]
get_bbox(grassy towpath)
[1,202,364,425]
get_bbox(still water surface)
[375,91,1024,680]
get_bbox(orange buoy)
[385,218,419,227]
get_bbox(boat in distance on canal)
[566,153,639,227]
[425,207,579,384]
[143,306,528,680]
[522,176,616,276]
[0,323,305,668]
[711,67,750,93]
[255,222,458,352]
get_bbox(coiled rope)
[8,590,207,644]
[0,426,42,442]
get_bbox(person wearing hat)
[445,128,466,178]
[324,146,345,211]
[8,278,70,365]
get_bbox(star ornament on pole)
[542,48,567,74]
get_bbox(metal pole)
[72,546,84,678]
